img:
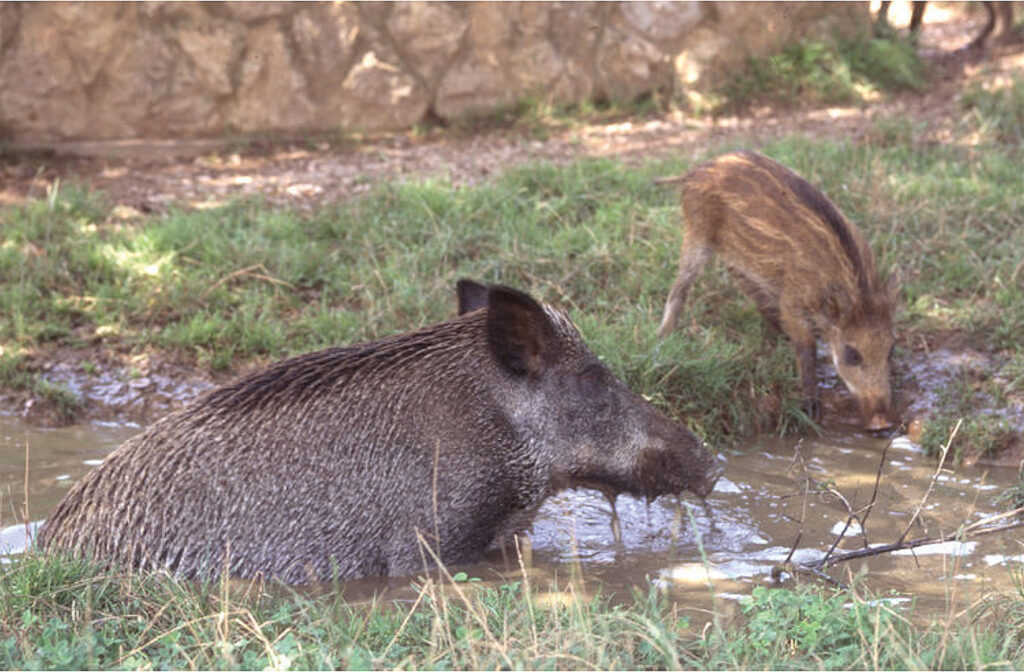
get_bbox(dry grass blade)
[203,263,296,297]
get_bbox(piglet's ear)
[486,286,555,377]
[456,279,490,315]
[883,272,900,306]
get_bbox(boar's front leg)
[779,302,820,421]
[793,339,820,421]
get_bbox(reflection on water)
[1,413,1021,618]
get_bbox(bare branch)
[782,440,809,566]
[806,508,1024,571]
[899,418,960,544]
[857,438,891,541]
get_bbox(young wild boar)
[656,150,895,431]
[39,280,722,583]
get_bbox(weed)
[960,73,1024,145]
[716,33,925,114]
[0,352,34,391]
[2,554,1021,670]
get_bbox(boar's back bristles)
[739,151,872,296]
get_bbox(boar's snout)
[638,418,723,500]
[845,374,894,432]
[861,396,895,433]
[696,453,726,499]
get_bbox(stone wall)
[0,1,869,143]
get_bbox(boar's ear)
[485,286,555,376]
[456,279,490,315]
[883,272,900,305]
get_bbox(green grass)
[2,553,1022,670]
[960,74,1024,145]
[1,135,1022,444]
[714,33,927,114]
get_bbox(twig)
[899,418,960,544]
[819,440,891,565]
[782,439,809,566]
[772,562,848,589]
[806,508,1024,571]
[857,439,891,541]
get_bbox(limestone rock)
[619,1,703,50]
[87,30,179,137]
[434,54,514,121]
[596,19,674,102]
[220,2,293,23]
[50,1,129,87]
[290,3,360,77]
[387,2,468,85]
[0,1,873,143]
[339,50,429,132]
[0,7,89,139]
[176,22,243,96]
[0,2,21,52]
[227,24,317,132]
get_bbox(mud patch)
[2,347,217,427]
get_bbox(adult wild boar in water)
[40,280,722,583]
[656,150,896,431]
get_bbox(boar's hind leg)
[657,242,711,337]
[779,303,821,421]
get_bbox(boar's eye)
[843,345,863,367]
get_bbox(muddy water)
[2,413,1021,620]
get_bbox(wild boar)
[39,280,722,583]
[656,150,896,431]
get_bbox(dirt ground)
[1,7,1022,466]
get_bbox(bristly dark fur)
[38,281,721,583]
[200,320,469,416]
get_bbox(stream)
[2,414,1021,621]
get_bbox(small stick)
[857,439,891,542]
[782,440,810,566]
[807,508,1023,570]
[820,440,892,564]
[899,419,960,544]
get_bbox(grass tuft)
[2,553,1022,670]
[715,33,926,114]
[1,136,1021,446]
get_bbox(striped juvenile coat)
[657,150,895,431]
